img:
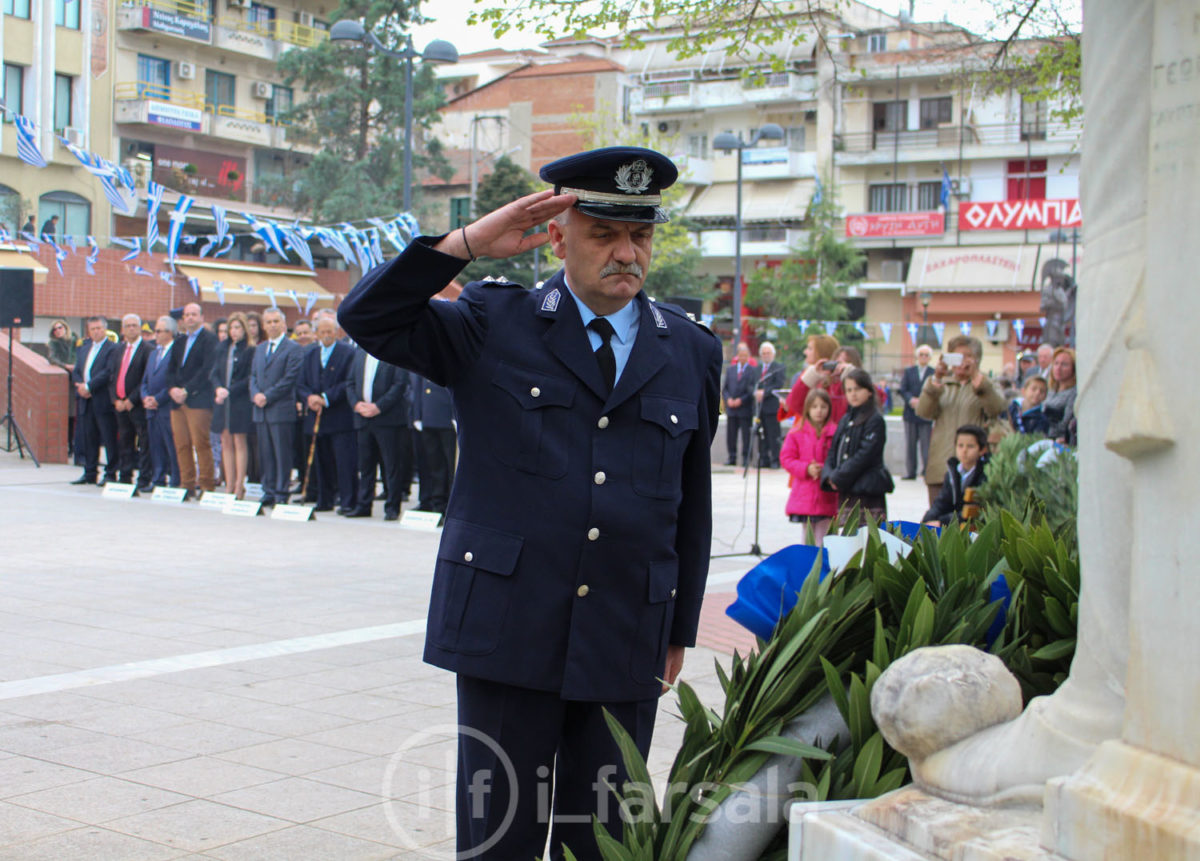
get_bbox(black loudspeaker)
[0,269,34,328]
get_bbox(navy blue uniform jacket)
[338,237,723,702]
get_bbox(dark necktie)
[587,318,616,393]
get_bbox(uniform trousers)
[456,675,657,861]
[171,405,215,492]
[115,407,152,485]
[146,409,180,487]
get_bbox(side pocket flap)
[648,559,679,604]
[640,396,697,438]
[492,362,576,409]
[437,519,524,576]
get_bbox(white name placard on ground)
[101,482,137,500]
[199,491,236,511]
[271,504,314,522]
[401,510,443,531]
[223,500,263,517]
[150,487,188,504]
[242,482,264,501]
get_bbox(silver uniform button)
[463,551,473,562]
[594,471,606,485]
[670,414,678,424]
[587,527,599,541]
[670,588,677,598]
[530,386,541,398]
[577,584,590,597]
[597,416,609,429]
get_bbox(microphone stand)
[1,326,39,466]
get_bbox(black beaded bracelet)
[461,226,476,261]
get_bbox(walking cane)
[301,410,321,500]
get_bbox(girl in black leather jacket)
[821,368,892,524]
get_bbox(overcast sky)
[408,0,1080,56]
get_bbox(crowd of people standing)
[57,303,457,519]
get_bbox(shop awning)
[0,249,50,284]
[176,261,336,308]
[685,180,814,222]
[906,244,1040,293]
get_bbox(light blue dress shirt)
[564,278,640,386]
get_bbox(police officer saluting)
[338,147,722,861]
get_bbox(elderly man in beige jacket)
[916,335,1008,506]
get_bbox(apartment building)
[1,0,115,241]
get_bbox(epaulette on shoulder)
[653,299,713,333]
[473,275,524,289]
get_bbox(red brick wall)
[0,335,70,464]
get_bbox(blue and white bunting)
[280,226,313,270]
[854,321,869,338]
[132,265,154,277]
[906,322,920,347]
[823,321,838,337]
[20,231,40,251]
[304,292,319,316]
[187,276,200,296]
[932,321,946,345]
[213,281,225,305]
[798,320,809,332]
[986,319,999,339]
[53,246,67,275]
[158,270,175,284]
[14,115,48,168]
[212,205,229,248]
[959,321,972,336]
[146,182,166,250]
[166,195,194,267]
[879,322,893,343]
[1013,318,1026,341]
[244,213,289,260]
[1038,316,1047,328]
[112,236,142,261]
[197,235,218,258]
[769,318,787,329]
[86,236,99,275]
[264,287,277,308]
[286,289,301,311]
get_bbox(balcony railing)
[124,0,211,18]
[216,16,328,49]
[836,120,1078,154]
[115,81,292,127]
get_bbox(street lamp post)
[919,290,933,348]
[330,20,458,213]
[712,124,784,353]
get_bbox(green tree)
[272,0,454,225]
[460,155,539,285]
[743,181,864,359]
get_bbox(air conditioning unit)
[879,260,904,283]
[950,178,972,197]
[177,61,196,80]
[123,158,150,189]
[251,81,273,99]
[804,109,817,122]
[656,120,680,134]
[62,127,87,148]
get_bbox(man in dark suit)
[338,147,722,861]
[249,307,303,506]
[721,341,759,467]
[109,313,152,489]
[297,314,358,513]
[411,373,455,514]
[167,302,218,495]
[900,343,935,479]
[754,341,786,468]
[141,315,180,488]
[70,316,118,485]
[345,347,411,520]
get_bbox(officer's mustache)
[599,262,644,279]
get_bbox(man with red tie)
[110,314,152,490]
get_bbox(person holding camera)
[916,335,1008,506]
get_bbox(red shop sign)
[958,199,1082,231]
[845,211,945,238]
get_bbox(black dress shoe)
[314,505,334,512]
[336,506,355,515]
[723,460,736,466]
[96,476,110,487]
[136,483,154,494]
[384,511,399,521]
[345,508,372,518]
[70,474,97,485]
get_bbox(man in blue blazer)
[899,343,935,479]
[70,316,118,485]
[297,315,358,512]
[141,316,180,488]
[345,346,410,520]
[339,147,722,861]
[249,307,303,506]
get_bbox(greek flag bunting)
[287,289,301,311]
[244,213,289,260]
[264,287,277,308]
[932,321,946,344]
[854,321,869,338]
[187,277,200,296]
[86,236,99,275]
[14,115,48,168]
[112,236,142,261]
[20,231,41,251]
[166,195,194,266]
[159,270,175,284]
[280,226,314,270]
[906,322,920,346]
[879,322,893,343]
[941,168,952,210]
[304,292,319,316]
[53,247,67,276]
[986,319,999,339]
[823,321,838,336]
[133,265,154,277]
[959,321,972,336]
[146,182,166,250]
[1012,318,1026,341]
[213,281,225,305]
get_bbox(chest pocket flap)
[437,519,524,576]
[492,362,576,409]
[640,395,697,437]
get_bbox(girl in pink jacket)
[780,388,838,544]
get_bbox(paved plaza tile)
[0,452,928,857]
